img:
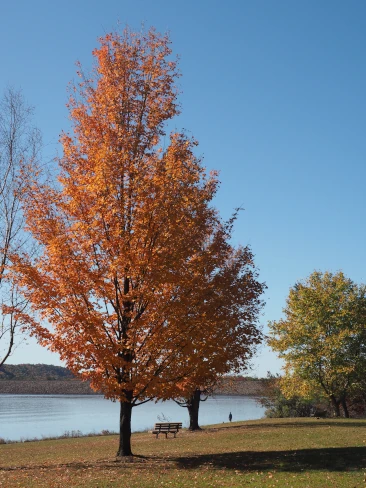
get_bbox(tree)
[268,271,366,417]
[0,88,40,366]
[174,244,265,430]
[175,387,213,431]
[11,27,264,456]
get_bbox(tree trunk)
[341,397,349,418]
[330,394,341,417]
[187,389,201,431]
[117,398,133,456]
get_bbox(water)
[0,394,265,441]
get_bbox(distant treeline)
[0,364,265,396]
[215,375,265,396]
[0,364,75,381]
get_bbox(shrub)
[259,373,327,418]
[263,392,316,418]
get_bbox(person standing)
[229,412,232,422]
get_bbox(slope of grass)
[0,418,365,487]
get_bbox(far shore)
[0,377,265,396]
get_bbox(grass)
[0,429,119,445]
[0,418,365,487]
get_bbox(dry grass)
[0,418,365,487]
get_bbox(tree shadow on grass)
[3,448,366,474]
[174,447,366,472]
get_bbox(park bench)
[310,409,327,418]
[152,422,182,438]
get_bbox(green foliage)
[268,271,366,417]
[263,393,314,418]
[259,373,325,418]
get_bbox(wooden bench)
[310,409,327,418]
[310,410,327,419]
[152,422,182,438]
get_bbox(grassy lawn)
[0,418,366,487]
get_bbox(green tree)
[268,271,366,417]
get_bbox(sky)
[1,0,365,377]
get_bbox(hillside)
[0,379,99,395]
[0,364,265,396]
[214,375,265,396]
[0,364,75,381]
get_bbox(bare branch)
[0,87,41,365]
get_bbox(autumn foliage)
[11,27,265,456]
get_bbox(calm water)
[0,394,265,441]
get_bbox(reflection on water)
[0,394,265,441]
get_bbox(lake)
[0,394,265,441]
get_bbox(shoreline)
[0,377,265,396]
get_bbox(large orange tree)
[11,28,264,456]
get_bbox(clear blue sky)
[2,0,365,377]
